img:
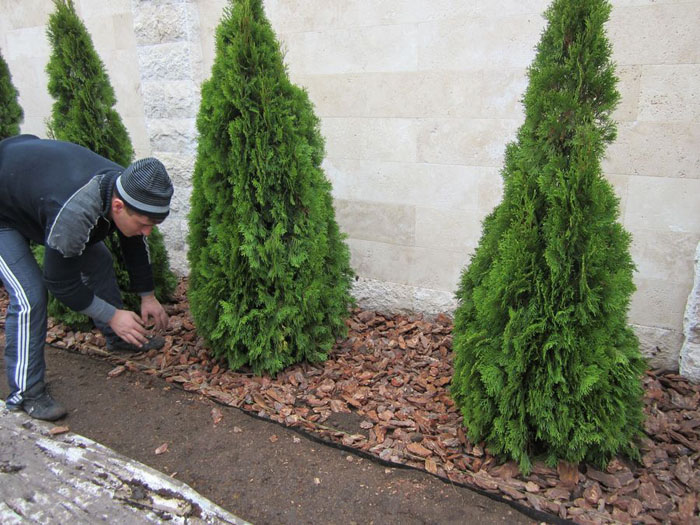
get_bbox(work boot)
[6,382,67,421]
[107,334,165,353]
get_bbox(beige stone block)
[112,13,138,51]
[5,26,50,60]
[195,0,228,77]
[302,69,524,119]
[75,0,131,18]
[347,238,414,285]
[629,277,690,331]
[9,57,51,119]
[122,117,151,158]
[613,66,641,122]
[414,207,482,252]
[324,158,498,210]
[632,324,683,372]
[625,176,700,234]
[281,24,418,76]
[19,116,48,138]
[629,229,699,284]
[410,246,465,291]
[107,50,146,118]
[82,15,118,52]
[608,4,700,66]
[638,65,700,122]
[603,121,700,179]
[475,0,549,17]
[418,14,545,70]
[477,172,504,213]
[1,0,53,30]
[266,0,478,33]
[321,117,418,163]
[604,173,630,219]
[612,0,682,6]
[334,199,416,245]
[417,118,520,167]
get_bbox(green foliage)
[451,0,646,474]
[0,49,24,140]
[44,0,176,328]
[188,0,354,375]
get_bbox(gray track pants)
[0,227,122,406]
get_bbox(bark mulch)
[1,280,698,525]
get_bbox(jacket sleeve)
[43,247,116,324]
[118,231,155,295]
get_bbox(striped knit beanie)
[116,158,173,219]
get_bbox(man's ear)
[111,197,126,215]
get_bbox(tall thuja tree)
[42,0,176,328]
[0,49,24,140]
[188,0,354,375]
[451,0,646,473]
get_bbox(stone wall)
[1,0,699,373]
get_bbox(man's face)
[111,199,159,237]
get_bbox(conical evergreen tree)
[41,0,176,328]
[188,0,354,375]
[451,0,646,474]
[0,48,24,140]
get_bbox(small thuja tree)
[188,0,354,375]
[451,0,646,473]
[0,48,24,140]
[42,0,176,328]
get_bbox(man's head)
[111,158,173,237]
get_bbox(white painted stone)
[141,81,199,119]
[351,277,458,316]
[351,277,416,314]
[137,42,193,81]
[133,3,188,45]
[156,152,196,187]
[147,119,198,154]
[680,242,700,382]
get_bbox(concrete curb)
[0,401,250,524]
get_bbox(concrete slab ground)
[0,401,249,524]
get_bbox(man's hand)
[140,294,169,332]
[108,309,148,347]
